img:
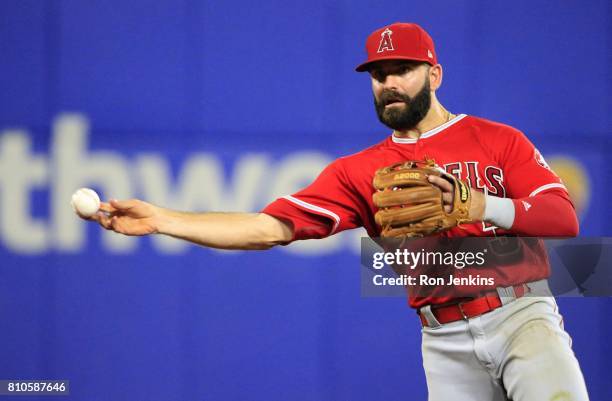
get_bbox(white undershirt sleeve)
[483,195,515,229]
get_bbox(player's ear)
[429,64,443,91]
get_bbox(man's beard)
[374,79,432,131]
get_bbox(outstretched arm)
[86,199,293,250]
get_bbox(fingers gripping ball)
[372,159,472,238]
[70,188,101,217]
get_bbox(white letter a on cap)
[377,28,394,53]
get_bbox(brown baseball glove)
[372,159,472,238]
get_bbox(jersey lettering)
[484,166,506,197]
[465,161,486,190]
[443,162,461,179]
[444,162,507,198]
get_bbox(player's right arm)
[88,159,362,249]
[89,199,293,250]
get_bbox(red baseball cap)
[355,22,437,72]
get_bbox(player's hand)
[427,175,485,221]
[90,199,162,236]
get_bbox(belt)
[419,284,529,327]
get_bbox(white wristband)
[483,195,515,229]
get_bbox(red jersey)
[262,114,570,307]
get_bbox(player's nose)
[381,74,401,91]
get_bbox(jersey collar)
[391,114,467,144]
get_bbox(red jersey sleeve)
[261,159,363,242]
[510,192,579,236]
[495,127,578,236]
[500,128,567,198]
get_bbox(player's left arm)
[429,175,578,236]
[501,189,578,236]
[428,127,579,237]
[496,129,579,237]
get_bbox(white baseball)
[70,188,101,217]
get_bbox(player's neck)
[393,102,453,139]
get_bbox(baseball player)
[85,23,589,401]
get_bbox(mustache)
[379,90,412,106]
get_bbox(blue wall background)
[1,1,611,400]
